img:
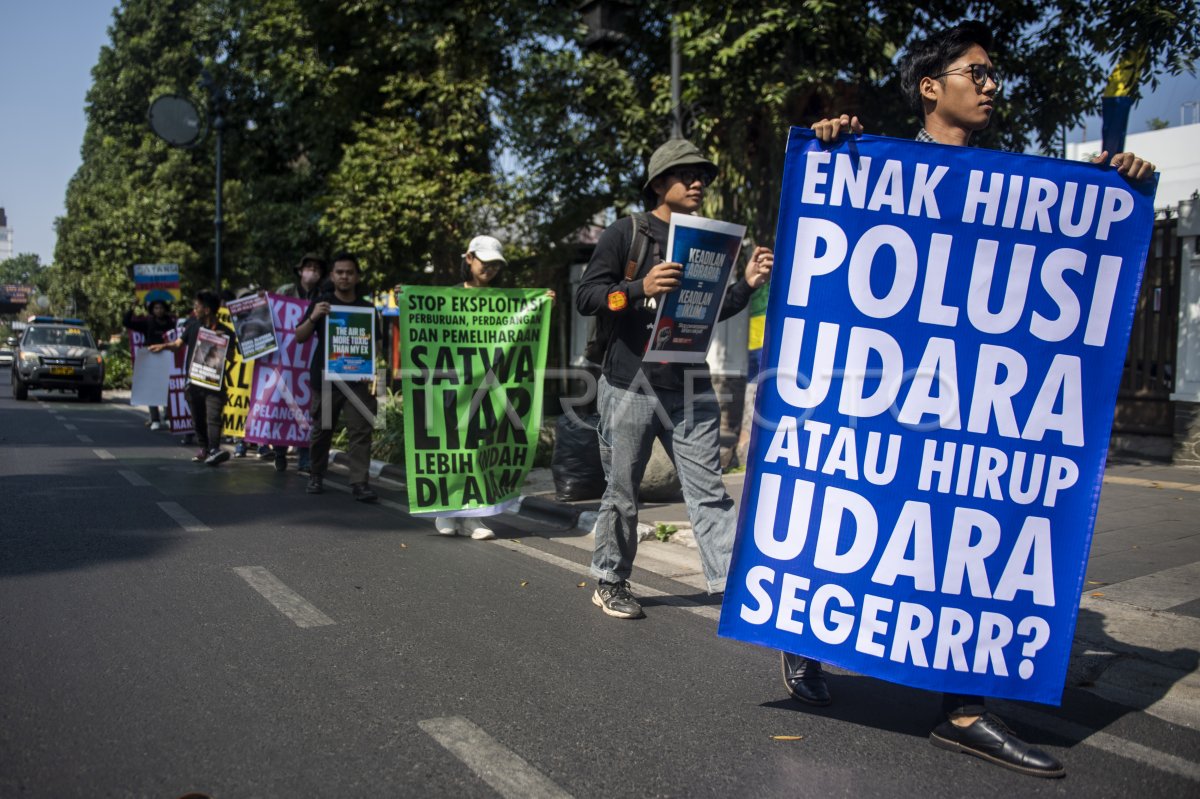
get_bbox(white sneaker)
[463,518,496,540]
[150,421,163,431]
[434,517,459,536]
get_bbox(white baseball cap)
[465,235,506,265]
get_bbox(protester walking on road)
[295,252,380,503]
[781,20,1156,780]
[575,139,773,618]
[123,298,176,429]
[261,253,327,473]
[148,290,236,466]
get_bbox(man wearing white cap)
[433,234,508,539]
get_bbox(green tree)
[0,253,45,289]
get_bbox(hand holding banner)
[718,129,1157,705]
[244,293,318,447]
[399,287,551,515]
[188,328,230,391]
[227,293,279,361]
[324,305,376,382]
[133,263,180,305]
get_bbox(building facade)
[0,208,13,262]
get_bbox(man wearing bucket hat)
[278,253,328,302]
[267,253,329,472]
[576,139,774,619]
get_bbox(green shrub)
[330,387,404,465]
[103,341,133,390]
[372,389,405,464]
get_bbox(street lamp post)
[201,70,226,297]
[147,70,227,296]
[580,0,683,138]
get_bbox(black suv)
[11,317,105,402]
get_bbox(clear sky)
[1,3,1197,267]
[0,1,118,266]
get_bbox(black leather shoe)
[306,475,323,494]
[930,712,1064,778]
[780,651,831,706]
[352,483,379,503]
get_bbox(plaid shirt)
[915,128,938,144]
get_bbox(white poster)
[130,348,172,407]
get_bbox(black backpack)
[583,212,654,365]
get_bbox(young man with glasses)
[576,139,774,618]
[782,21,1155,779]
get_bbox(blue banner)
[718,129,1157,705]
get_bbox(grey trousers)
[591,375,735,592]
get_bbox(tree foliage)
[0,254,46,288]
[52,0,1199,336]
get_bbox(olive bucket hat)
[641,139,718,209]
[293,252,328,279]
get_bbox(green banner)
[400,287,552,514]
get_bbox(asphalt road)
[2,373,1198,798]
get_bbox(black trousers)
[309,380,376,484]
[187,384,225,452]
[943,694,987,718]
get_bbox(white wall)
[1066,123,1200,211]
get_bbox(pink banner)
[243,293,317,447]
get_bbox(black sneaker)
[592,581,644,619]
[352,483,379,503]
[274,451,287,471]
[205,449,231,466]
[306,475,324,494]
[930,712,1064,778]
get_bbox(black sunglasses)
[667,167,712,186]
[932,63,1001,90]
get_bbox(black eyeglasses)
[932,63,1001,90]
[667,167,712,186]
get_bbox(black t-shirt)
[575,213,754,391]
[180,316,236,389]
[123,310,178,345]
[301,293,379,382]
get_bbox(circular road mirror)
[148,94,203,148]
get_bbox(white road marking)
[232,566,334,628]
[418,716,573,799]
[156,501,210,532]
[78,435,95,444]
[1095,562,1200,612]
[92,447,113,459]
[63,423,77,430]
[994,701,1200,783]
[490,539,719,622]
[118,469,151,487]
[1103,475,1200,493]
